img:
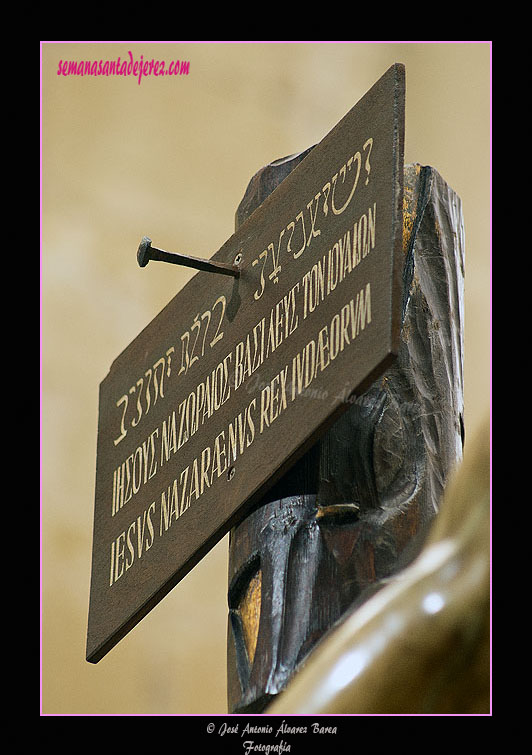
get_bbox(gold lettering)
[124,454,133,505]
[279,367,288,415]
[144,368,153,413]
[322,181,331,215]
[112,464,124,516]
[252,319,265,373]
[368,202,376,250]
[160,479,179,535]
[179,467,190,515]
[234,340,245,390]
[132,446,143,495]
[246,398,257,446]
[161,411,177,465]
[284,283,299,337]
[269,373,280,423]
[340,303,351,353]
[306,192,321,247]
[114,532,125,583]
[177,398,189,449]
[266,308,277,358]
[292,211,307,259]
[341,231,352,278]
[114,394,128,446]
[221,353,232,405]
[189,458,200,503]
[202,372,212,423]
[329,314,340,361]
[358,282,372,330]
[316,327,330,373]
[153,356,166,400]
[260,367,289,431]
[146,502,155,551]
[211,431,227,482]
[125,520,136,570]
[200,446,211,495]
[260,384,270,433]
[252,249,268,301]
[195,380,205,430]
[348,283,371,337]
[304,341,316,387]
[228,412,247,463]
[274,300,284,349]
[149,429,158,479]
[352,219,361,268]
[109,539,115,586]
[136,510,147,559]
[327,243,340,295]
[359,213,368,258]
[331,151,361,215]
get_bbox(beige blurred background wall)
[41,41,491,715]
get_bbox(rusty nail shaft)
[137,237,240,278]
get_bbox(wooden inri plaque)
[87,63,405,663]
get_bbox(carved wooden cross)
[226,159,465,712]
[86,66,462,704]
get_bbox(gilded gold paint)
[240,570,262,665]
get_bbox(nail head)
[137,236,152,268]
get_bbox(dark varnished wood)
[227,162,465,712]
[87,64,405,664]
[265,418,489,715]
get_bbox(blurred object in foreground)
[266,414,491,714]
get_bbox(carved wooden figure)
[227,156,465,713]
[266,417,489,714]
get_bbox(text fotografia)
[56,51,190,85]
[209,720,339,753]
